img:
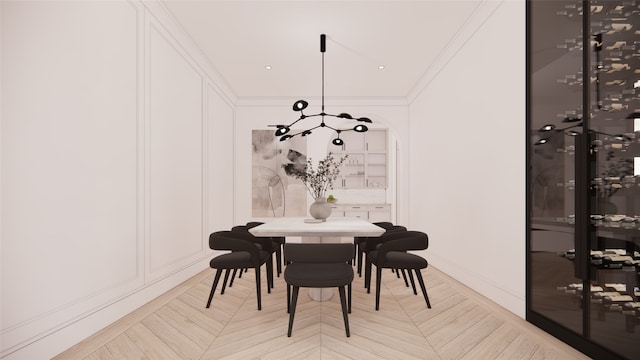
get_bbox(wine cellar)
[527,1,640,359]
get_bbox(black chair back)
[362,225,408,253]
[209,230,262,265]
[375,231,428,266]
[284,243,353,264]
[246,221,264,229]
[385,225,407,234]
[229,225,273,252]
[373,221,394,230]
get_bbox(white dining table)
[249,217,385,301]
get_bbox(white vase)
[309,197,332,221]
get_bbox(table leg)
[309,288,333,301]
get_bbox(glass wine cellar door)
[527,1,639,359]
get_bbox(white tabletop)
[248,217,385,237]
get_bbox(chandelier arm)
[285,112,353,127]
[323,113,345,119]
[301,113,324,119]
[288,124,324,137]
[282,114,323,127]
[590,130,630,140]
[322,124,341,132]
[533,122,625,146]
[287,117,307,127]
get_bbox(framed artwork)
[252,130,307,217]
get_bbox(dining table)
[249,217,385,301]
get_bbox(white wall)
[408,0,526,317]
[0,1,235,358]
[234,99,409,225]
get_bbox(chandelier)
[271,34,372,146]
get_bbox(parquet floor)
[55,264,591,359]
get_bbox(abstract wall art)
[252,130,307,217]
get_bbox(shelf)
[329,129,388,189]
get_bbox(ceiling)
[161,0,484,100]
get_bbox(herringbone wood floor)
[55,264,590,359]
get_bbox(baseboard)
[427,252,526,318]
[2,258,210,360]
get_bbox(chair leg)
[275,245,282,277]
[408,269,417,295]
[400,269,409,287]
[220,269,231,295]
[375,266,382,311]
[414,269,431,309]
[255,266,262,310]
[206,269,223,308]
[286,284,291,313]
[357,244,363,277]
[352,243,357,266]
[266,257,273,292]
[395,268,401,278]
[364,257,372,293]
[229,268,238,287]
[338,286,351,337]
[287,286,300,337]
[348,283,352,313]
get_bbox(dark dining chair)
[354,222,394,275]
[359,225,408,289]
[361,225,409,290]
[284,243,354,337]
[247,221,286,277]
[364,230,431,310]
[227,224,275,290]
[206,230,272,310]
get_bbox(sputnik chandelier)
[271,34,372,146]
[534,114,638,146]
[534,117,583,145]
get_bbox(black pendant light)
[270,34,372,146]
[625,112,640,119]
[534,123,583,145]
[534,122,633,146]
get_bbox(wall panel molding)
[206,82,236,231]
[1,0,232,358]
[145,18,207,280]
[1,0,144,357]
[141,0,238,105]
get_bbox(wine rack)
[528,1,640,359]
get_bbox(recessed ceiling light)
[265,65,272,70]
[378,65,385,70]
